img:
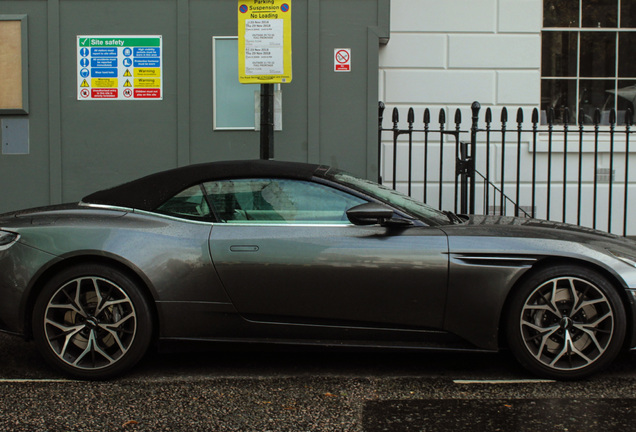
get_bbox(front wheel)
[506,265,626,380]
[32,264,153,380]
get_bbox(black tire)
[506,265,626,380]
[32,263,153,380]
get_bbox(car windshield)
[327,170,451,225]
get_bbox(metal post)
[469,102,480,214]
[459,142,469,214]
[378,102,385,184]
[260,84,274,160]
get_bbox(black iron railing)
[379,101,635,236]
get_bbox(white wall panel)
[448,35,540,69]
[497,71,540,105]
[379,34,447,68]
[384,70,496,104]
[390,0,497,33]
[498,0,542,33]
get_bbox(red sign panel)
[91,89,118,98]
[134,89,161,99]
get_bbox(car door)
[206,178,449,329]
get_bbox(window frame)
[541,0,636,125]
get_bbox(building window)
[541,0,635,124]
[213,37,259,130]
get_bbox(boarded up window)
[0,20,23,110]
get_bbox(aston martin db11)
[1,160,635,380]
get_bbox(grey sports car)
[1,159,635,380]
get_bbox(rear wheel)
[506,265,626,380]
[32,264,152,380]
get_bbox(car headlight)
[0,230,19,249]
[609,249,636,268]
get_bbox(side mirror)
[346,203,395,226]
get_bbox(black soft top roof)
[82,159,324,211]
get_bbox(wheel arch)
[497,256,635,350]
[21,254,160,341]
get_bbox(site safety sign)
[77,36,163,100]
[238,0,292,84]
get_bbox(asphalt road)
[0,333,635,431]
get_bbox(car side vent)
[451,254,538,268]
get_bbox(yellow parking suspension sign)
[238,0,292,84]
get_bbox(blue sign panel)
[91,68,118,78]
[133,47,161,57]
[91,48,118,57]
[91,58,118,68]
[134,58,161,67]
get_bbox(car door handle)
[229,245,260,252]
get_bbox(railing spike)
[485,107,492,124]
[531,108,539,124]
[627,108,633,126]
[548,107,555,125]
[594,108,601,125]
[454,108,462,125]
[609,108,616,125]
[392,107,399,124]
[563,107,570,125]
[407,107,415,125]
[501,107,508,123]
[579,108,585,126]
[516,107,524,124]
[423,108,430,124]
[439,108,446,125]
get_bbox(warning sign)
[92,78,118,88]
[135,68,160,77]
[77,35,163,101]
[334,48,351,72]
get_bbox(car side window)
[203,178,367,224]
[155,185,212,220]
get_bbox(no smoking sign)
[334,48,351,72]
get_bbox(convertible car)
[0,160,635,380]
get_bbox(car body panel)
[209,223,449,328]
[441,218,636,350]
[0,208,232,337]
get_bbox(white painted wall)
[380,0,542,108]
[378,0,635,236]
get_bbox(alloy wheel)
[43,276,138,371]
[519,276,614,371]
